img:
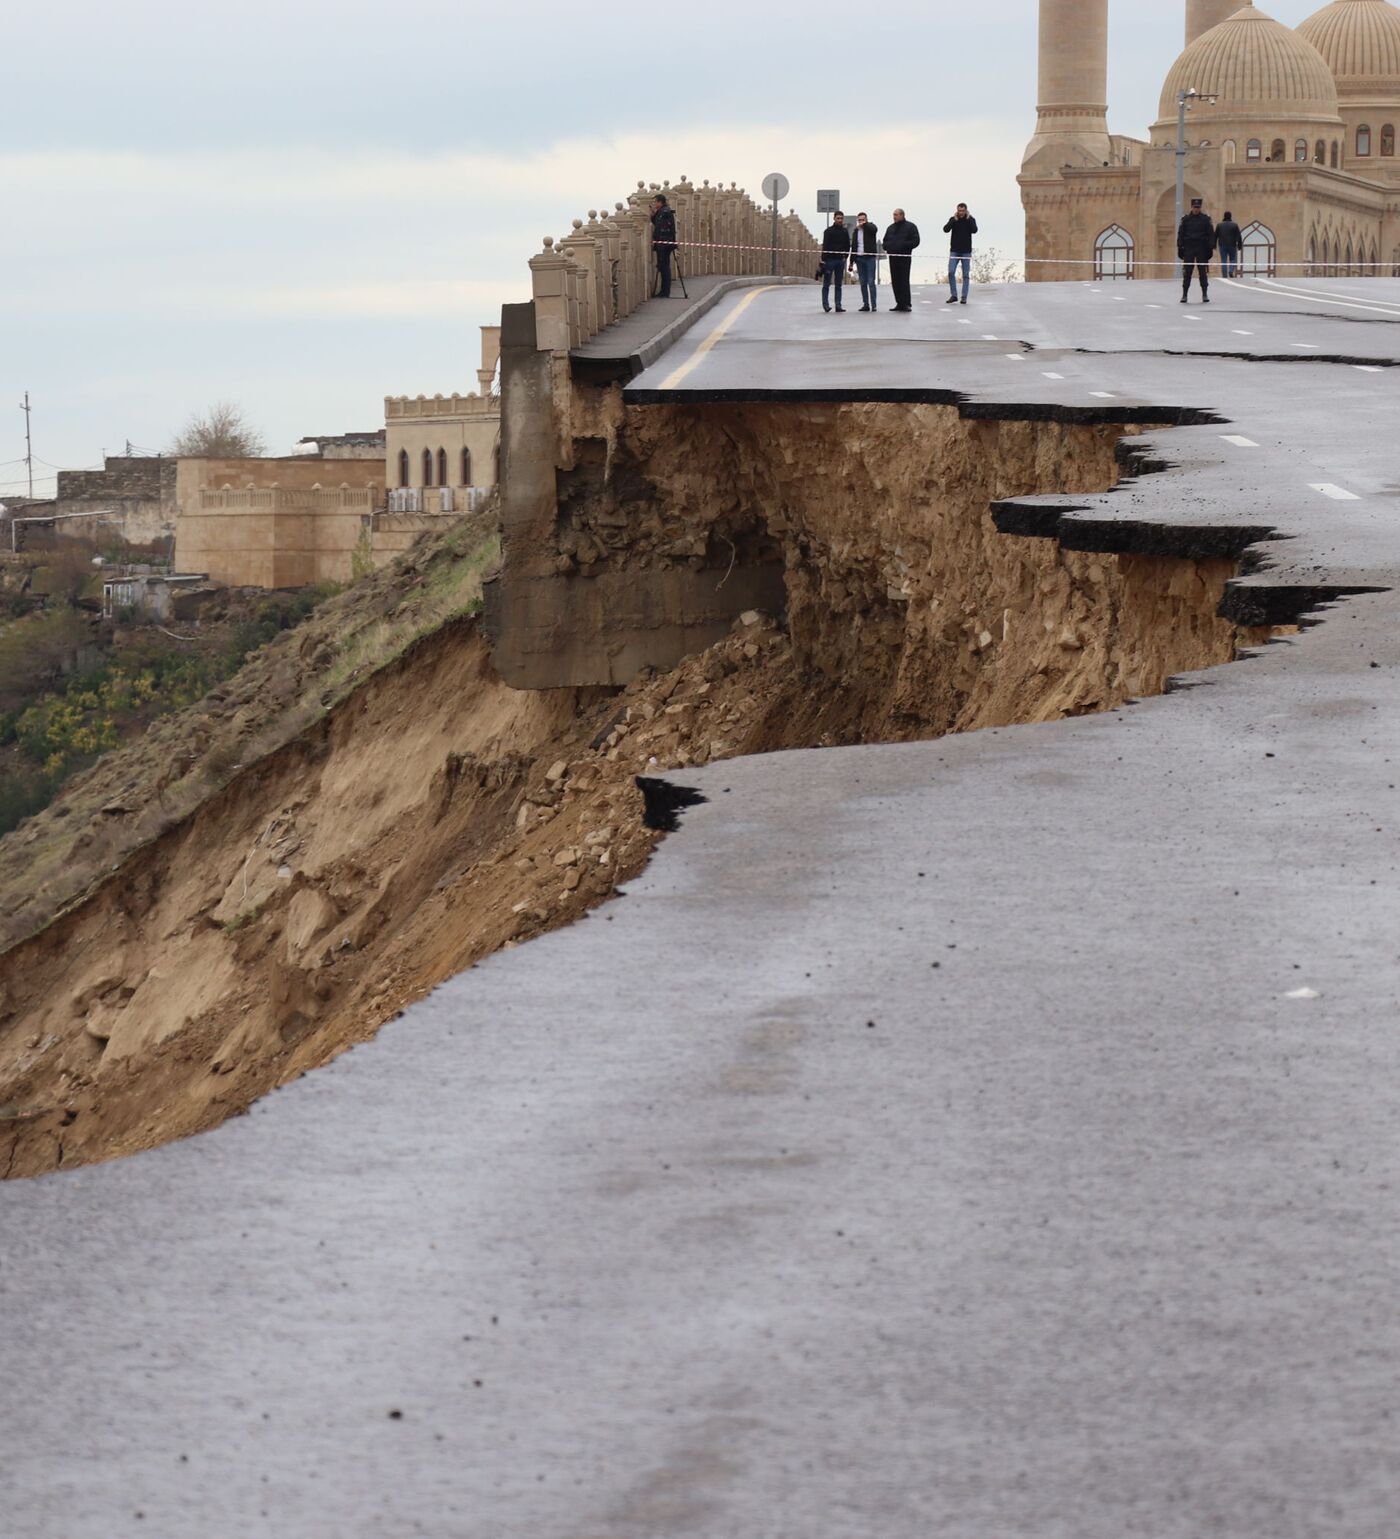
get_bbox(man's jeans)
[949,255,971,299]
[1220,248,1240,277]
[852,255,879,308]
[655,245,672,297]
[822,258,846,310]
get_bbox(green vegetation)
[0,582,342,837]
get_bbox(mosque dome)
[1296,0,1400,94]
[1157,4,1342,123]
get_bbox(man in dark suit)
[883,208,921,313]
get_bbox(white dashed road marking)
[1309,483,1361,501]
[1089,391,1117,398]
[1005,354,1024,361]
[1042,372,1065,379]
[1232,329,1254,336]
[982,334,998,340]
[1221,435,1259,448]
[1355,365,1384,373]
[1291,343,1320,350]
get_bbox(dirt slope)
[0,410,1275,1178]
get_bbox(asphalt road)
[3,275,1399,1538]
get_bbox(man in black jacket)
[944,204,978,304]
[1178,197,1216,303]
[1216,211,1244,278]
[883,208,921,313]
[651,195,677,299]
[821,212,851,313]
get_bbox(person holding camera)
[651,194,677,299]
[883,208,921,313]
[848,212,881,312]
[821,211,852,313]
[944,204,978,304]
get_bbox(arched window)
[1357,124,1372,157]
[1316,139,1327,164]
[1307,234,1318,276]
[1270,138,1286,163]
[1331,140,1340,167]
[1223,139,1238,164]
[461,447,473,486]
[437,447,448,487]
[1370,242,1380,276]
[1382,124,1396,157]
[421,448,433,487]
[1345,239,1355,276]
[1247,138,1263,162]
[1093,224,1135,280]
[1241,221,1278,278]
[397,449,410,488]
[1295,138,1309,163]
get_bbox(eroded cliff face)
[558,399,1265,735]
[0,406,1271,1177]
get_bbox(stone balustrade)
[528,176,819,354]
[385,393,499,420]
[198,486,379,512]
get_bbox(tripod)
[653,245,689,300]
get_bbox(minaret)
[1022,0,1114,173]
[1185,0,1244,45]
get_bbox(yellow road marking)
[658,286,782,390]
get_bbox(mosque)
[1020,0,1400,279]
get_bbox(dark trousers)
[889,254,913,310]
[655,245,672,298]
[821,258,845,310]
[1220,247,1240,277]
[1182,260,1210,296]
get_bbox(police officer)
[1178,197,1216,304]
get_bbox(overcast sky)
[3,0,1327,496]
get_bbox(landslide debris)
[0,406,1278,1179]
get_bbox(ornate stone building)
[384,326,501,513]
[1021,0,1400,280]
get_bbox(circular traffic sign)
[762,172,790,205]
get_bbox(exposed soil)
[0,408,1275,1178]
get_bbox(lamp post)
[1174,88,1219,230]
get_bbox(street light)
[1175,88,1220,230]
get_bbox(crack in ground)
[1074,346,1400,369]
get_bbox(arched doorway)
[1241,221,1277,277]
[1094,225,1135,280]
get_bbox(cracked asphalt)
[3,276,1399,1539]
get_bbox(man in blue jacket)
[944,204,978,304]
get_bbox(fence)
[529,178,819,354]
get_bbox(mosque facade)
[1020,0,1400,280]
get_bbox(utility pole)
[19,392,32,500]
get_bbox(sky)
[2,0,1330,497]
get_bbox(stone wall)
[175,457,385,588]
[51,457,178,546]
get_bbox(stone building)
[50,457,178,546]
[1021,0,1400,281]
[385,327,501,513]
[174,455,385,589]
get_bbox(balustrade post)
[530,237,579,353]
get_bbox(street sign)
[816,189,841,214]
[762,172,790,205]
